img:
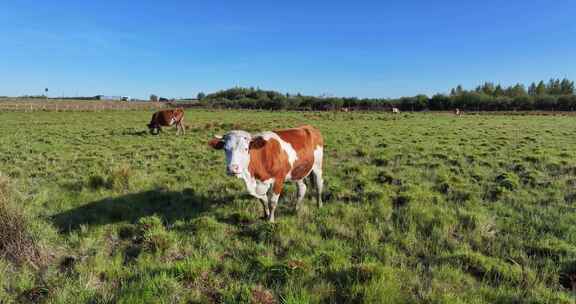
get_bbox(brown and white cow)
[454,108,464,116]
[148,108,185,135]
[208,125,324,222]
[392,107,400,114]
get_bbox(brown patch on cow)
[275,125,323,180]
[208,137,224,150]
[249,137,267,150]
[247,125,323,194]
[272,177,285,194]
[248,138,290,194]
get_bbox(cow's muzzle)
[227,164,242,177]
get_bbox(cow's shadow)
[51,188,233,233]
[112,128,148,136]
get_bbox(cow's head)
[209,130,253,177]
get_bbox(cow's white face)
[209,130,252,177]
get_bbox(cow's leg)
[295,180,307,212]
[312,147,324,208]
[312,170,323,208]
[259,198,270,219]
[249,192,269,219]
[179,118,185,135]
[149,124,159,135]
[268,179,284,223]
[250,181,270,219]
[268,193,280,223]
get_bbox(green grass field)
[1,109,576,303]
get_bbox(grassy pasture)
[1,109,576,303]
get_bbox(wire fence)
[0,99,167,112]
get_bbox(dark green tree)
[536,81,547,95]
[560,78,575,95]
[480,82,495,96]
[547,78,562,95]
[494,85,505,96]
[528,82,537,96]
[506,84,527,97]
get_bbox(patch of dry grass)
[0,175,47,269]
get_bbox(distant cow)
[209,125,324,222]
[454,108,463,116]
[392,107,400,114]
[147,108,185,135]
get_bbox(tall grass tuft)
[0,174,47,269]
[137,216,175,254]
[108,164,133,192]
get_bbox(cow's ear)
[249,137,266,149]
[208,137,224,150]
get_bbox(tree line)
[197,79,576,111]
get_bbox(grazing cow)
[454,108,463,116]
[392,107,400,114]
[208,125,324,222]
[147,108,185,135]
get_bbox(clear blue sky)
[1,0,575,99]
